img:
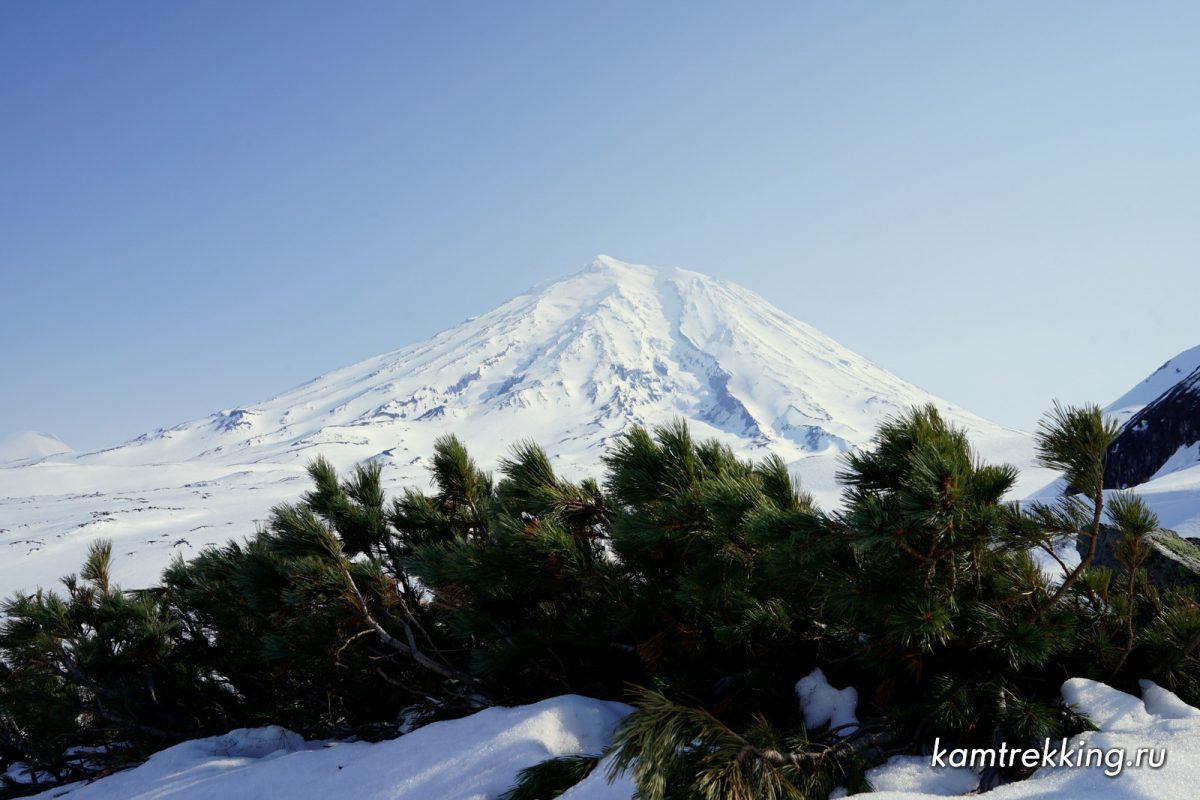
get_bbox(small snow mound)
[558,753,637,799]
[1139,680,1200,720]
[795,668,858,735]
[865,754,979,796]
[211,726,306,758]
[1061,677,1153,732]
[486,695,625,756]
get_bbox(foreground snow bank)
[865,678,1200,799]
[27,679,1200,800]
[30,696,629,800]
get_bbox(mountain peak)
[588,253,652,273]
[1108,343,1200,426]
[584,254,692,283]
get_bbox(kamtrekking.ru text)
[930,737,1166,778]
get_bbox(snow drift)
[17,679,1200,799]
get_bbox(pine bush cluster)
[3,403,1200,798]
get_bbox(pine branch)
[1111,552,1147,678]
[338,563,489,708]
[1029,402,1118,623]
[1029,486,1103,624]
[1037,542,1072,579]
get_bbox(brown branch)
[339,564,489,708]
[335,628,375,662]
[1111,549,1147,678]
[744,729,900,769]
[896,539,929,563]
[1038,542,1072,578]
[1183,629,1200,660]
[1030,487,1104,624]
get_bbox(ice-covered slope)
[0,431,72,464]
[0,256,1033,593]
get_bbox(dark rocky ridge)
[1104,365,1200,489]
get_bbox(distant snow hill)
[0,431,72,464]
[0,256,1040,593]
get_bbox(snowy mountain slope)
[1106,343,1200,427]
[0,256,1038,593]
[1106,356,1200,490]
[1084,343,1200,538]
[0,431,72,464]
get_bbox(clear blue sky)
[3,1,1198,450]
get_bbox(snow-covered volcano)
[83,255,1006,469]
[0,256,1032,592]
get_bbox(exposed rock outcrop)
[1080,524,1200,588]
